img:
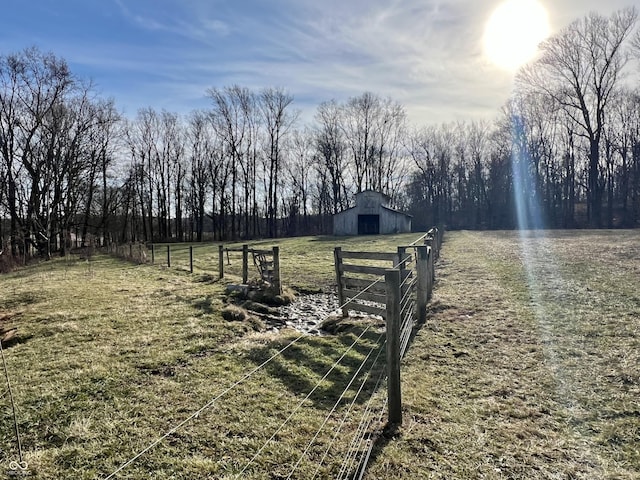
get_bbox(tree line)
[1,7,640,260]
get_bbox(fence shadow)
[245,323,386,410]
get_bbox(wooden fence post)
[430,243,435,284]
[425,237,435,283]
[242,244,249,284]
[129,243,133,258]
[385,268,402,425]
[334,247,348,317]
[151,244,155,264]
[167,245,171,268]
[272,246,282,294]
[189,246,193,273]
[428,246,434,299]
[416,246,429,324]
[218,245,224,279]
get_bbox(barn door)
[358,214,380,235]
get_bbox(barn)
[333,190,412,236]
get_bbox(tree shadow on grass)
[245,322,386,410]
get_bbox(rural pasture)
[0,230,638,479]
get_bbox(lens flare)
[511,115,546,231]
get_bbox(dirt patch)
[277,292,341,333]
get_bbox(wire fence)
[101,229,442,479]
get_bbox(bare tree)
[406,124,455,227]
[464,120,491,228]
[259,87,297,237]
[285,128,316,234]
[518,7,638,227]
[124,108,159,241]
[341,92,380,193]
[207,86,252,239]
[314,100,350,215]
[0,48,75,258]
[186,110,212,241]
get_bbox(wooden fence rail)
[333,228,443,426]
[147,243,280,287]
[218,245,281,292]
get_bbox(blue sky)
[1,0,636,124]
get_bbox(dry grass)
[0,231,638,479]
[154,233,420,291]
[365,230,640,479]
[0,234,413,479]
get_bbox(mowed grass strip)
[0,234,418,479]
[364,230,640,479]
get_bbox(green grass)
[0,234,415,479]
[0,231,638,479]
[153,233,421,291]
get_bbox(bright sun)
[483,0,550,72]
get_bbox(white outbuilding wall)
[333,191,412,236]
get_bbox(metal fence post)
[385,268,402,425]
[151,244,155,264]
[218,245,224,279]
[242,244,249,284]
[272,246,281,294]
[189,245,193,273]
[167,245,171,268]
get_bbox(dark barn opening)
[358,214,380,235]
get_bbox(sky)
[0,0,637,125]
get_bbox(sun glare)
[483,0,550,72]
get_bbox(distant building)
[333,190,412,236]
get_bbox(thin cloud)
[2,0,634,125]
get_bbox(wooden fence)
[333,227,442,425]
[220,245,281,293]
[147,243,282,292]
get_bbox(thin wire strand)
[285,331,385,479]
[345,391,390,480]
[337,357,391,479]
[103,332,307,480]
[310,340,386,480]
[354,396,390,480]
[336,369,388,480]
[235,324,373,478]
[1,340,26,472]
[342,392,386,480]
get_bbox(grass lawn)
[365,230,640,479]
[0,231,638,479]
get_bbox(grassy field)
[366,230,640,479]
[0,231,638,479]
